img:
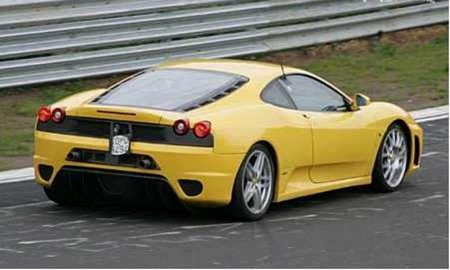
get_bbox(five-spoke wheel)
[372,124,409,191]
[230,144,275,220]
[242,150,273,215]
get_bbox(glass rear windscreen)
[95,69,246,111]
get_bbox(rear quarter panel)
[195,104,313,178]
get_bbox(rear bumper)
[34,131,244,206]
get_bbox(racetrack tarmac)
[0,119,447,268]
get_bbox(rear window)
[94,68,247,111]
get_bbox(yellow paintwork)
[34,59,423,206]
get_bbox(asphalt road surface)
[0,119,447,268]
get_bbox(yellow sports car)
[34,59,423,220]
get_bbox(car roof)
[157,58,304,81]
[154,59,352,114]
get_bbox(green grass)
[0,28,448,170]
[0,131,34,156]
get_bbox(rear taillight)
[37,107,51,123]
[173,119,190,135]
[51,107,66,123]
[37,107,66,123]
[193,121,211,138]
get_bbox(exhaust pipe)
[67,150,81,161]
[138,158,153,169]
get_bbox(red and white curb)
[0,105,447,184]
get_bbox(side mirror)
[350,93,371,110]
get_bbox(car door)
[281,74,378,183]
[260,79,313,177]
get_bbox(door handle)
[302,113,311,119]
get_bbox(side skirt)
[273,175,371,203]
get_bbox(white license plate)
[111,135,130,156]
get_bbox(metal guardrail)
[0,0,448,89]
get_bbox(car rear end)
[34,68,249,207]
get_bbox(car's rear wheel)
[229,144,275,221]
[372,124,409,192]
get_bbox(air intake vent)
[38,164,54,181]
[414,135,421,165]
[182,79,248,111]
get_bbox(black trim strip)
[97,110,136,116]
[60,166,167,181]
[36,116,213,147]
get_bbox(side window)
[261,80,296,109]
[282,75,347,112]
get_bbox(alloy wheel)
[242,150,273,214]
[381,128,408,188]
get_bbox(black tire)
[371,123,409,192]
[229,144,276,221]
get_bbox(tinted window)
[261,80,296,109]
[96,69,246,111]
[282,75,346,112]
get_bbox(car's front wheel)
[372,124,409,192]
[229,144,275,221]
